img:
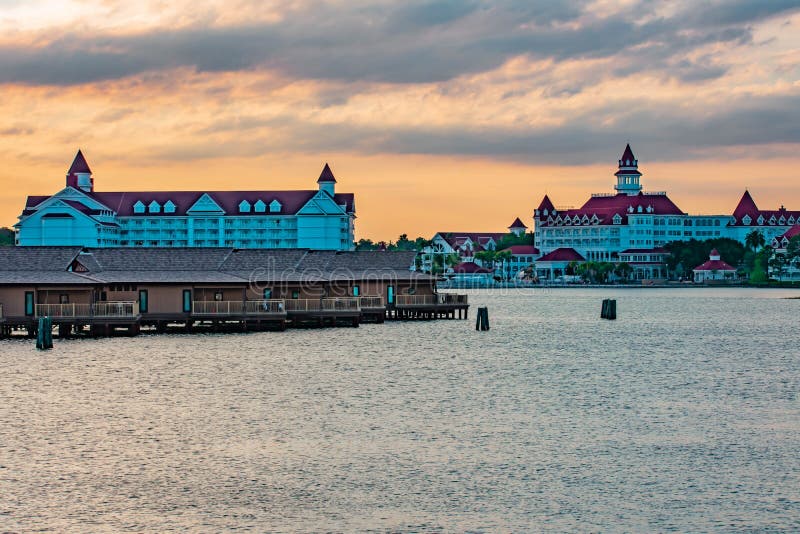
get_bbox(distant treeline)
[0,228,13,246]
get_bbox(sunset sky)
[1,0,799,240]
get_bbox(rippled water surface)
[2,288,800,532]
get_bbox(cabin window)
[183,290,192,313]
[263,288,272,299]
[214,291,223,301]
[138,290,148,313]
[387,285,395,305]
[352,285,359,297]
[291,290,299,299]
[25,291,34,316]
[59,294,69,304]
[99,291,107,302]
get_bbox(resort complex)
[0,247,469,338]
[422,144,799,282]
[15,151,356,250]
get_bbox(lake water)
[1,288,799,532]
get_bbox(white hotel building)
[533,144,799,279]
[15,151,356,250]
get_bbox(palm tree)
[745,230,765,251]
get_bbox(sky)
[0,0,799,240]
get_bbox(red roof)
[781,225,800,240]
[436,232,507,252]
[502,245,539,255]
[732,190,758,222]
[538,192,683,226]
[25,190,355,217]
[508,217,527,229]
[537,248,585,262]
[317,163,336,183]
[536,195,555,214]
[619,143,636,166]
[693,259,736,272]
[68,150,91,174]
[452,261,493,274]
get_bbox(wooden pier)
[388,294,469,320]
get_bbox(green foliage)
[663,238,746,279]
[745,230,766,251]
[575,261,616,283]
[0,227,13,246]
[495,232,534,250]
[787,235,800,259]
[355,234,431,252]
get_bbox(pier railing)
[395,294,468,307]
[193,301,245,316]
[359,296,385,309]
[284,298,361,313]
[35,301,139,319]
[244,299,286,315]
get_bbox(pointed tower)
[732,190,759,224]
[535,195,556,218]
[317,163,336,196]
[66,150,93,193]
[508,217,528,236]
[614,144,642,195]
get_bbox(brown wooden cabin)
[0,247,463,337]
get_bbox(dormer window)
[254,200,266,213]
[613,214,622,225]
[148,201,161,214]
[768,215,776,225]
[582,215,590,225]
[133,201,145,214]
[562,215,571,225]
[757,215,764,225]
[628,206,634,213]
[646,205,653,213]
[788,215,795,225]
[239,200,251,213]
[164,200,176,213]
[543,209,548,216]
[637,206,643,213]
[778,216,785,225]
[269,200,282,213]
[742,214,752,225]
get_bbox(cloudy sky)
[1,0,799,238]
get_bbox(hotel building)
[15,151,356,250]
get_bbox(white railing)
[94,301,139,317]
[192,301,245,315]
[35,301,138,318]
[284,298,361,313]
[244,299,286,315]
[359,296,384,309]
[395,294,469,307]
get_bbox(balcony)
[359,296,385,310]
[284,298,360,313]
[192,299,286,317]
[35,302,139,319]
[395,294,468,307]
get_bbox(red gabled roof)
[693,259,736,272]
[436,232,507,252]
[537,248,585,262]
[317,163,336,183]
[508,217,527,229]
[620,143,635,165]
[501,245,539,255]
[453,261,493,274]
[68,149,91,174]
[732,190,758,222]
[537,195,555,214]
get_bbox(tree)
[0,227,13,246]
[495,249,512,280]
[769,253,787,281]
[745,230,765,251]
[614,262,633,281]
[474,250,496,268]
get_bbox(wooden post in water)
[36,317,53,349]
[475,307,490,331]
[601,299,617,320]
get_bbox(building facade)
[15,151,356,250]
[532,145,799,279]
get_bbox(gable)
[296,191,347,215]
[187,193,225,214]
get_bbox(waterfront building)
[692,249,737,283]
[15,151,356,250]
[769,225,800,280]
[0,247,470,336]
[499,245,539,279]
[532,144,797,280]
[534,247,585,281]
[451,261,494,285]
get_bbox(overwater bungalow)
[0,247,468,337]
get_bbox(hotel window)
[133,201,145,214]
